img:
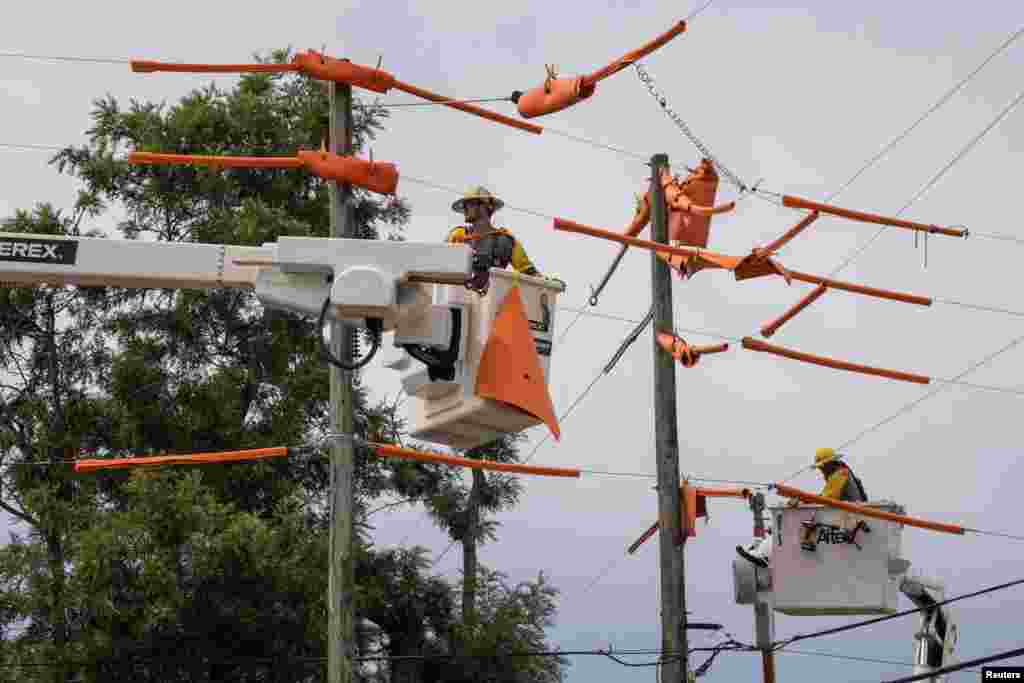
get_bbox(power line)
[376,96,513,108]
[0,142,64,151]
[829,86,1024,278]
[879,645,1024,683]
[772,576,1024,650]
[836,329,1024,453]
[824,25,1024,205]
[778,647,980,675]
[0,51,128,65]
[973,230,1024,246]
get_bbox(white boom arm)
[900,574,957,683]
[0,232,471,333]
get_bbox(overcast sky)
[4,1,1024,681]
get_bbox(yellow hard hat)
[814,447,839,468]
[452,186,504,213]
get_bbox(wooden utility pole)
[650,152,689,681]
[327,80,357,683]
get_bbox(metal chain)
[634,62,748,192]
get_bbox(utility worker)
[736,448,869,568]
[447,187,540,291]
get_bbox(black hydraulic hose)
[317,297,381,371]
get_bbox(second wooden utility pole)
[650,152,689,681]
[327,81,357,683]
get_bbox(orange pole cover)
[74,447,289,472]
[475,287,561,441]
[743,337,931,384]
[372,443,580,478]
[656,332,728,368]
[773,483,965,535]
[782,195,967,238]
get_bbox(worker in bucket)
[736,448,869,568]
[447,186,541,291]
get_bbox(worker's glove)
[544,274,567,289]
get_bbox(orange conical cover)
[476,287,561,441]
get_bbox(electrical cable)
[835,329,1024,454]
[772,576,1024,650]
[823,25,1024,206]
[829,86,1024,278]
[878,645,1024,683]
[0,51,129,64]
[777,648,980,676]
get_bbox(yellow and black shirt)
[445,226,539,276]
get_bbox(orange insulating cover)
[782,196,967,238]
[742,337,931,385]
[623,161,734,244]
[296,151,399,195]
[475,287,561,441]
[74,447,289,472]
[291,50,396,93]
[630,484,749,551]
[371,443,579,478]
[624,194,652,238]
[774,484,965,535]
[129,151,398,196]
[583,20,688,86]
[656,332,728,368]
[516,76,597,119]
[759,211,820,256]
[130,60,297,74]
[393,80,543,134]
[786,270,931,306]
[555,217,708,260]
[129,152,304,169]
[760,284,828,338]
[517,19,687,119]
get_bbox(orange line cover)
[782,196,967,238]
[517,19,687,119]
[74,447,289,472]
[129,150,399,195]
[131,51,540,135]
[773,483,965,535]
[742,337,931,384]
[372,443,579,478]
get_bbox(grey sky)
[4,1,1024,681]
